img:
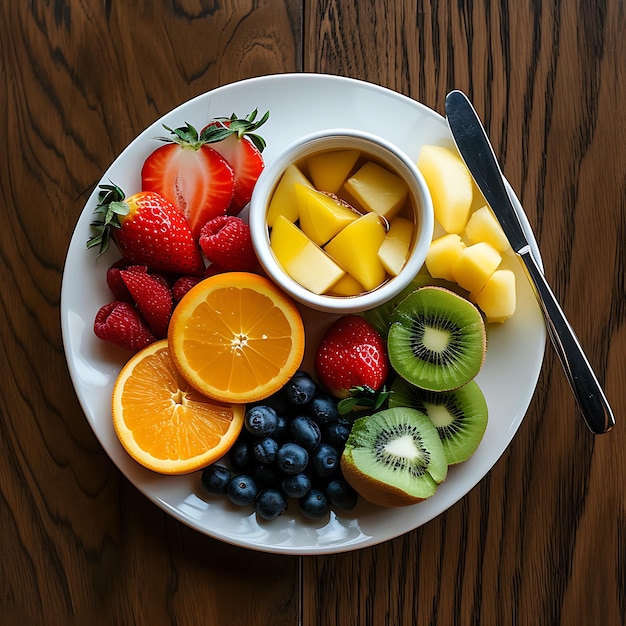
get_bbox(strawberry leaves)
[87,183,129,255]
[337,385,392,415]
[200,109,270,152]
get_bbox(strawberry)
[201,109,269,214]
[314,315,390,399]
[106,259,132,301]
[87,183,205,276]
[141,123,235,239]
[119,265,173,338]
[199,215,258,271]
[94,301,156,352]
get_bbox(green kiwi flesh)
[387,286,486,392]
[389,377,488,464]
[340,407,448,507]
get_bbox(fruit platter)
[61,73,546,554]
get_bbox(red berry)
[119,265,173,338]
[172,275,202,303]
[199,215,258,271]
[106,259,132,301]
[94,301,156,352]
[314,315,389,398]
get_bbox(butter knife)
[445,89,614,434]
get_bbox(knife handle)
[519,249,615,434]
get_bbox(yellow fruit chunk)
[112,340,245,475]
[465,205,510,252]
[306,149,361,193]
[295,183,359,246]
[473,268,517,322]
[328,274,364,296]
[270,215,345,294]
[417,145,474,233]
[425,233,466,281]
[266,164,312,227]
[168,272,306,404]
[342,161,409,220]
[451,241,502,293]
[377,217,414,276]
[324,212,388,291]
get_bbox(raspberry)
[106,259,132,301]
[199,216,258,271]
[172,275,202,303]
[120,265,173,338]
[94,301,156,352]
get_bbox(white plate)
[61,73,546,555]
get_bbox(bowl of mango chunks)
[249,129,435,314]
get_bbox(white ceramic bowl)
[249,129,434,313]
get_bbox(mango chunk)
[377,217,413,276]
[306,149,361,194]
[425,233,466,282]
[472,268,516,323]
[295,183,359,246]
[267,164,312,227]
[465,205,510,252]
[328,274,365,296]
[451,241,502,293]
[342,161,409,220]
[417,145,474,233]
[270,215,345,294]
[324,212,388,291]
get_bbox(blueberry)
[283,374,317,406]
[252,463,282,488]
[299,489,330,519]
[228,439,253,471]
[200,464,231,495]
[323,421,351,449]
[255,488,287,520]
[273,414,289,441]
[259,390,290,415]
[227,474,259,506]
[275,442,309,475]
[252,437,279,464]
[245,405,278,437]
[311,443,341,478]
[325,479,358,510]
[281,472,312,499]
[309,393,339,424]
[289,415,321,451]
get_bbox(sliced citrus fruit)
[112,339,245,474]
[168,271,306,403]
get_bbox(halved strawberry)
[87,183,205,276]
[201,109,269,214]
[141,124,235,239]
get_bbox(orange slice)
[112,339,245,474]
[168,271,306,403]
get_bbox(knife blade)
[444,89,614,435]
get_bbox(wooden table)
[2,2,624,624]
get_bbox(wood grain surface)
[1,1,624,625]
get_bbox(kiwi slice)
[340,407,448,507]
[389,377,488,464]
[387,286,486,392]
[364,271,470,339]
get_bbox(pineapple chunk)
[465,205,510,252]
[451,241,502,293]
[306,149,361,193]
[266,164,312,227]
[342,161,409,220]
[473,269,516,322]
[324,212,388,291]
[425,233,466,282]
[377,217,414,276]
[270,215,345,294]
[417,145,474,233]
[295,183,358,246]
[328,274,364,296]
